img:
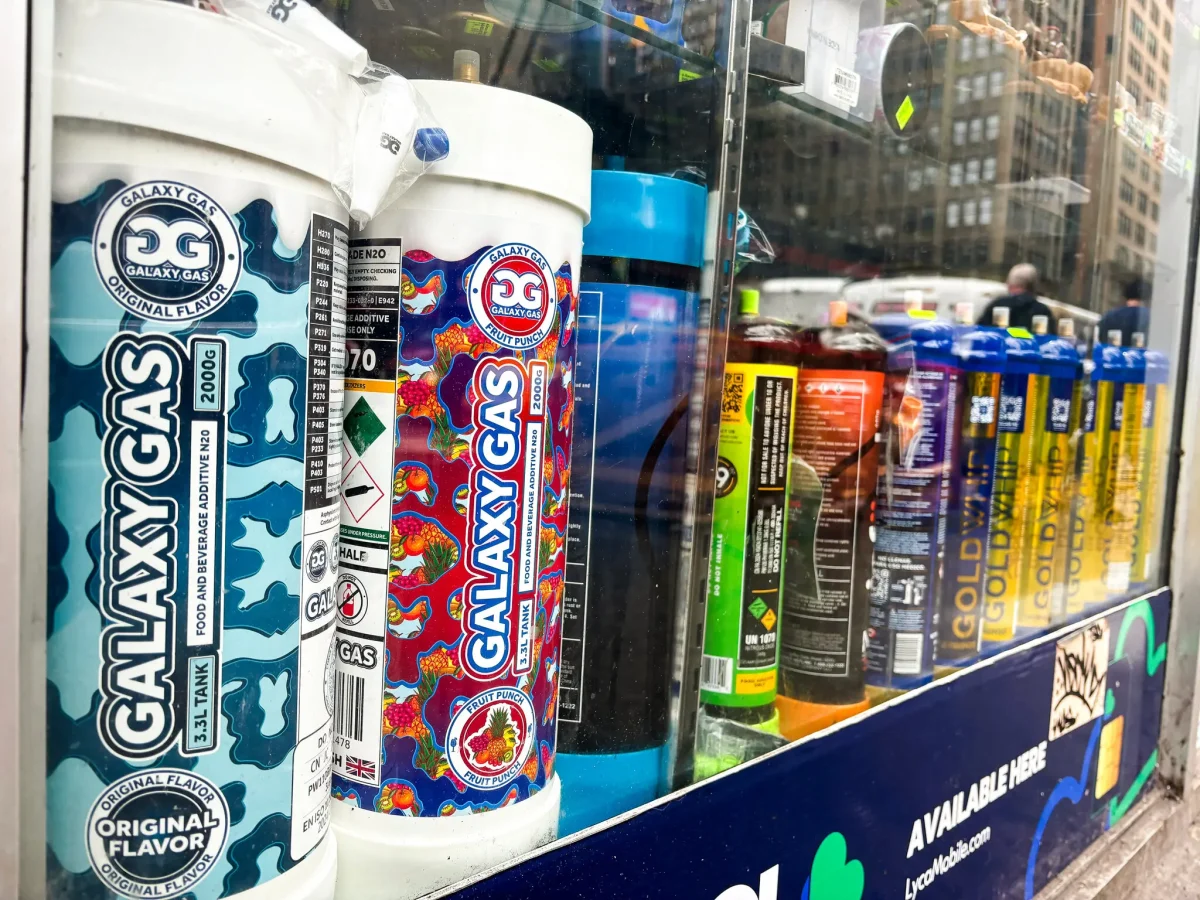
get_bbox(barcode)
[334,671,366,742]
[893,632,924,676]
[1106,562,1131,593]
[701,655,733,693]
[835,72,853,87]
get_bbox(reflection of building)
[1082,0,1172,311]
[738,0,1182,322]
[740,0,1101,308]
[884,0,1092,302]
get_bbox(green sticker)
[344,396,386,456]
[896,95,915,131]
[464,18,494,35]
[678,69,702,82]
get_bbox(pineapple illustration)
[469,707,518,766]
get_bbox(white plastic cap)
[992,306,1011,329]
[453,49,482,83]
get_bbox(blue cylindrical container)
[979,328,1040,651]
[1033,333,1083,626]
[1132,349,1170,591]
[935,324,1006,667]
[867,319,959,691]
[556,171,705,834]
[870,308,937,345]
[1107,341,1147,600]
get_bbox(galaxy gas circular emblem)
[307,539,330,583]
[467,242,558,350]
[85,768,229,899]
[446,686,536,790]
[94,180,242,322]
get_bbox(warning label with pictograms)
[341,460,384,524]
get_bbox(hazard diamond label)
[341,461,385,523]
[344,396,387,457]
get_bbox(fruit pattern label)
[702,362,797,708]
[47,174,347,899]
[331,245,576,817]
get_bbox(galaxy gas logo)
[468,243,557,350]
[446,687,537,790]
[94,181,242,322]
[461,358,548,679]
[99,334,184,760]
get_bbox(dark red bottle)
[781,300,888,714]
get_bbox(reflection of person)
[978,263,1056,330]
[1097,278,1151,347]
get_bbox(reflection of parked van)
[757,277,849,321]
[758,275,1100,341]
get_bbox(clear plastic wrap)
[209,0,449,224]
[661,166,776,272]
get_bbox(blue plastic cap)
[1094,344,1127,382]
[953,325,1007,373]
[909,321,957,367]
[557,746,663,837]
[1003,332,1040,376]
[413,128,450,163]
[1146,350,1170,385]
[583,171,707,268]
[1122,347,1147,384]
[1038,336,1081,380]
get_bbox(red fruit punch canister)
[329,77,592,900]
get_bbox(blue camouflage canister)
[46,2,350,897]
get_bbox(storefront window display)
[11,0,1200,897]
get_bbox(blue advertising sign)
[446,590,1168,900]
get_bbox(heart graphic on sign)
[808,832,864,900]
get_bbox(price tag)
[829,65,861,109]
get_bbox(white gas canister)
[329,79,591,899]
[47,1,354,898]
